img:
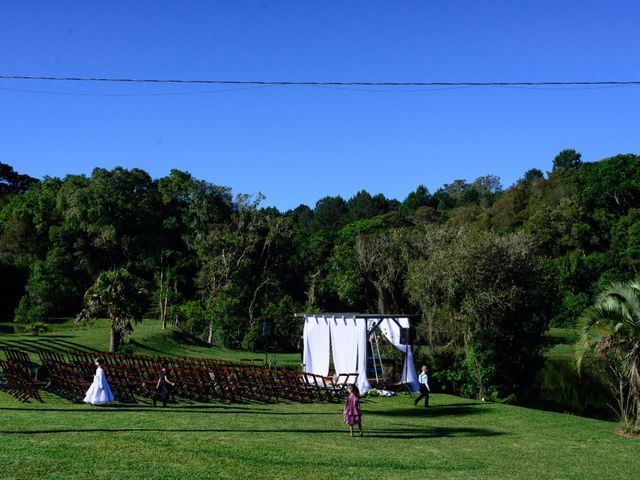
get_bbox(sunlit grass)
[1,320,637,479]
[0,391,636,480]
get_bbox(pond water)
[522,358,613,420]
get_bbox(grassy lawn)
[1,320,637,479]
[0,391,637,480]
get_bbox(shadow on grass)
[130,330,212,356]
[1,335,74,341]
[0,426,504,439]
[368,403,488,418]
[0,405,340,415]
[1,337,73,348]
[129,340,173,356]
[0,338,100,354]
[0,340,44,353]
[169,330,212,348]
[38,338,101,352]
[0,406,257,414]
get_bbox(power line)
[0,84,476,97]
[0,84,277,97]
[1,74,640,88]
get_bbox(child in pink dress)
[343,384,363,437]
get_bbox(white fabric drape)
[329,316,359,375]
[303,316,330,376]
[378,318,419,392]
[356,318,372,392]
[302,315,416,393]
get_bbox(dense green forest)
[2,151,639,399]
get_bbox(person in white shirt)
[414,365,430,407]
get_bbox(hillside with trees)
[1,151,639,401]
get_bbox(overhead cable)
[1,74,640,87]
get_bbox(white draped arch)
[298,313,419,393]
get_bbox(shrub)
[28,321,49,336]
[241,323,264,352]
[14,296,48,324]
[174,300,207,335]
[430,347,472,396]
[116,342,136,356]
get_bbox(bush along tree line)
[1,150,640,403]
[574,277,640,434]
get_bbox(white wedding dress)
[83,367,115,405]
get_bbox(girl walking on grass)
[343,384,363,437]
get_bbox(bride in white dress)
[83,359,115,405]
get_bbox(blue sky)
[1,1,639,210]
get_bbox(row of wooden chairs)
[1,348,358,405]
[0,359,44,403]
[40,359,92,402]
[59,352,293,403]
[303,372,359,402]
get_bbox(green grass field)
[1,320,638,479]
[0,391,637,480]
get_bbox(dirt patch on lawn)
[614,428,640,439]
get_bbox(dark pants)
[153,385,172,407]
[415,384,429,407]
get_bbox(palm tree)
[80,269,146,353]
[574,278,640,432]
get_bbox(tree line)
[1,150,639,400]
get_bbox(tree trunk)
[478,379,487,401]
[159,267,167,330]
[109,325,121,353]
[636,398,640,433]
[207,320,214,345]
[162,295,168,330]
[376,285,386,314]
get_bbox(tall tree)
[156,170,232,329]
[77,268,146,353]
[355,231,406,314]
[402,185,431,211]
[407,227,550,398]
[522,168,544,184]
[196,194,291,346]
[0,162,38,208]
[347,190,390,221]
[552,149,582,171]
[577,154,640,215]
[312,196,349,232]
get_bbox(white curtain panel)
[378,318,419,391]
[303,316,330,376]
[329,316,359,375]
[356,318,372,393]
